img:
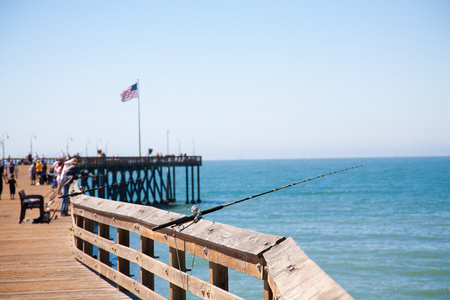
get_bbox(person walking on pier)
[29,162,37,185]
[35,160,42,185]
[7,174,18,200]
[8,161,15,178]
[27,153,32,164]
[41,161,47,185]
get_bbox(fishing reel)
[191,205,202,223]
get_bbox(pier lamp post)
[96,138,102,154]
[166,130,170,155]
[176,137,181,156]
[2,132,9,159]
[105,140,110,156]
[192,138,195,156]
[85,139,90,157]
[30,133,36,156]
[67,135,73,157]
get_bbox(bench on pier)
[18,190,46,224]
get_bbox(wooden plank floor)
[0,165,131,299]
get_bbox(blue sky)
[1,1,449,160]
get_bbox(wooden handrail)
[69,182,353,300]
[78,155,202,167]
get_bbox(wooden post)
[150,167,157,204]
[117,228,129,291]
[170,246,186,300]
[121,170,127,202]
[84,219,94,256]
[98,223,110,266]
[98,168,105,198]
[185,166,189,204]
[172,166,176,201]
[75,215,84,250]
[159,167,163,201]
[209,262,228,291]
[264,279,273,300]
[197,165,200,202]
[141,236,154,290]
[165,167,170,201]
[191,166,195,204]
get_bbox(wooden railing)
[69,182,353,300]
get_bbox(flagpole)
[137,79,141,156]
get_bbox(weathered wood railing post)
[98,223,110,266]
[117,227,130,291]
[141,236,154,290]
[75,215,84,250]
[84,218,94,256]
[209,262,228,291]
[264,275,273,300]
[169,244,186,300]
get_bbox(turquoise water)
[105,157,449,299]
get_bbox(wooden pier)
[0,165,353,299]
[0,165,131,299]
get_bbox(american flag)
[120,83,138,102]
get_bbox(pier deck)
[0,165,130,299]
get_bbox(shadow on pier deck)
[0,187,131,299]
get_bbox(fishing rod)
[151,164,366,231]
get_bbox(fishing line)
[152,164,366,231]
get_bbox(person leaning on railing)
[60,157,95,216]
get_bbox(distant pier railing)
[69,182,353,300]
[79,155,202,167]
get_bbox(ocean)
[106,157,450,299]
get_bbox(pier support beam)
[197,165,201,203]
[185,166,189,204]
